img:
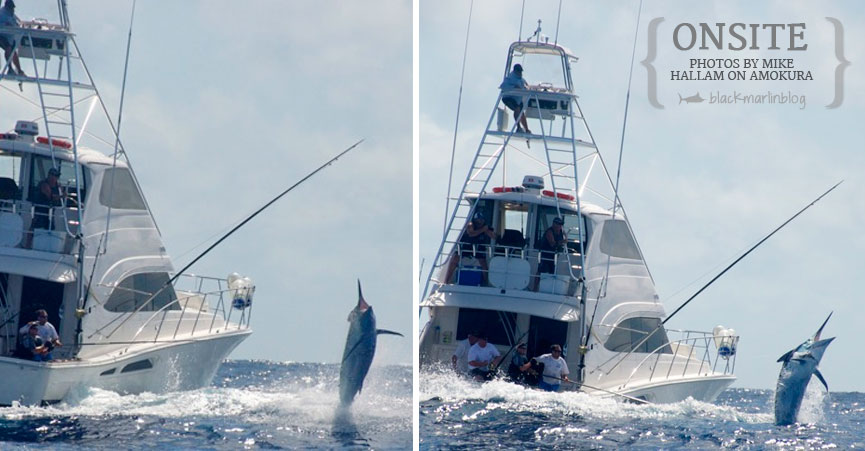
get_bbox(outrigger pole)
[98,140,363,339]
[168,139,364,285]
[598,180,843,375]
[661,180,842,325]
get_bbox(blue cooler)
[457,266,482,286]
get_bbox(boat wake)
[421,369,770,424]
[0,361,411,449]
[421,370,854,448]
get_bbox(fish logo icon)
[678,92,705,104]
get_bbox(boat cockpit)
[438,175,589,296]
[0,121,87,255]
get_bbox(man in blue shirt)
[499,63,530,134]
[0,0,25,77]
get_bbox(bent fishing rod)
[95,140,364,339]
[597,180,842,375]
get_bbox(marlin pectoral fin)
[377,329,404,337]
[341,339,364,364]
[777,350,794,363]
[814,369,829,391]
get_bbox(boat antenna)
[518,0,527,41]
[595,181,843,375]
[442,0,475,237]
[553,0,563,45]
[583,0,643,350]
[76,0,137,350]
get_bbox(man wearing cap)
[19,309,61,351]
[31,167,63,230]
[467,333,502,381]
[507,343,534,384]
[445,212,496,284]
[537,216,567,277]
[0,0,25,77]
[451,330,479,376]
[536,344,570,391]
[499,63,531,134]
[20,323,51,361]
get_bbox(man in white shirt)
[536,344,569,391]
[451,331,479,375]
[467,333,502,381]
[19,309,61,349]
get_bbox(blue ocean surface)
[0,361,411,449]
[420,370,865,449]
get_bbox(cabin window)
[535,206,586,252]
[104,272,180,312]
[0,151,23,201]
[604,317,672,354]
[599,219,641,260]
[496,202,529,253]
[29,156,88,204]
[456,308,517,346]
[121,359,153,373]
[99,168,146,210]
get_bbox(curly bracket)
[641,17,665,109]
[825,17,849,109]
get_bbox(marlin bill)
[338,281,403,406]
[774,313,835,426]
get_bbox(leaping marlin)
[338,280,403,406]
[774,312,835,426]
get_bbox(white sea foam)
[0,368,409,426]
[421,370,774,424]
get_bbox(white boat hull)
[583,374,736,403]
[0,330,250,405]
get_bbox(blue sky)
[420,1,864,390]
[6,1,412,365]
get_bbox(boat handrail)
[619,331,738,389]
[126,280,252,345]
[435,241,580,294]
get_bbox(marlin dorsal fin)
[814,369,829,391]
[777,349,795,363]
[377,329,403,337]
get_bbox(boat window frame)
[603,316,673,354]
[103,272,180,313]
[98,166,147,210]
[27,154,89,206]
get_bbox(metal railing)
[438,242,581,295]
[117,273,254,345]
[619,329,739,390]
[0,199,74,254]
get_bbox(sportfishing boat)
[0,3,252,405]
[419,26,738,403]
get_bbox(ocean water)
[0,361,411,449]
[420,370,865,449]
